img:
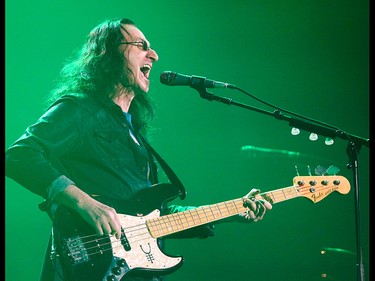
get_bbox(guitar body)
[53,183,184,281]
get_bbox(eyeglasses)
[120,40,151,51]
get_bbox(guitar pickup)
[120,227,131,251]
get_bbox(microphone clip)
[189,75,209,89]
[195,87,233,105]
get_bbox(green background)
[5,1,369,281]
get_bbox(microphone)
[160,71,236,89]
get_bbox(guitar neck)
[147,185,298,238]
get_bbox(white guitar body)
[104,210,182,280]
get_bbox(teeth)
[141,64,151,70]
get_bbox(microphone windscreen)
[160,71,175,85]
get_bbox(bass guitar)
[52,175,350,281]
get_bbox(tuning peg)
[326,165,340,175]
[314,165,327,176]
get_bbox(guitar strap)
[139,134,187,200]
[124,112,186,201]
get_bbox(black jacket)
[5,92,214,234]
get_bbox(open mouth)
[140,64,151,79]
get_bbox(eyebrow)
[119,25,152,49]
[133,37,149,44]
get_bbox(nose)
[147,48,159,62]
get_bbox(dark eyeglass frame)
[120,41,151,51]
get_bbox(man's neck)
[113,91,135,112]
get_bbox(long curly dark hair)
[47,18,155,135]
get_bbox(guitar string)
[63,201,246,258]
[63,199,247,257]
[65,199,244,251]
[69,183,339,248]
[63,183,344,259]
[68,183,337,248]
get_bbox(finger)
[104,207,121,238]
[251,211,260,222]
[247,210,256,220]
[101,220,113,236]
[243,197,257,211]
[255,201,266,220]
[248,188,260,197]
[263,199,273,210]
[250,197,272,213]
[94,221,104,236]
[245,200,262,221]
[109,219,122,239]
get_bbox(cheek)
[127,50,139,65]
[124,60,138,82]
[127,56,140,74]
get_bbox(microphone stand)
[195,86,369,281]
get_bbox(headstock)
[293,175,351,203]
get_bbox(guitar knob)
[112,267,122,275]
[333,180,340,185]
[117,259,126,267]
[321,180,328,185]
[106,275,116,281]
[309,180,317,186]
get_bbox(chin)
[141,83,150,93]
[135,79,150,93]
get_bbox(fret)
[265,187,299,203]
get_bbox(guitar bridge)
[64,236,90,264]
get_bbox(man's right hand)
[54,185,122,239]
